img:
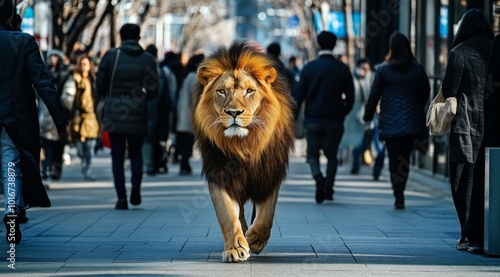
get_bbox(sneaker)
[456,237,469,251]
[468,242,484,254]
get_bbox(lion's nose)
[224,109,244,118]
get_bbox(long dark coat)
[0,24,67,208]
[442,36,493,163]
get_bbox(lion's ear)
[198,66,223,86]
[266,67,277,84]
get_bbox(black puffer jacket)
[363,60,430,141]
[96,40,158,135]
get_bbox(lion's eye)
[216,89,226,96]
[246,88,255,95]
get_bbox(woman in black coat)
[363,32,430,209]
[441,8,494,254]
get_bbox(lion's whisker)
[210,119,223,128]
[251,116,268,129]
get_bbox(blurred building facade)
[361,0,500,179]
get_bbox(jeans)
[304,121,344,192]
[109,133,144,200]
[76,139,96,178]
[1,128,23,216]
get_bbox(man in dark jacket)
[0,0,67,244]
[96,23,158,210]
[294,31,355,204]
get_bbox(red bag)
[102,131,111,148]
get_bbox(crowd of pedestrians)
[1,0,500,258]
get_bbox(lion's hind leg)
[208,184,250,262]
[246,189,279,254]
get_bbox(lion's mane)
[193,41,295,205]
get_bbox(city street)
[1,148,500,276]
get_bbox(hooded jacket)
[96,40,159,135]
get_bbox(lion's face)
[193,45,293,162]
[212,71,263,138]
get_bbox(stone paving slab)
[0,152,499,275]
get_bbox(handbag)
[426,85,457,136]
[97,49,121,146]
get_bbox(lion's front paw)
[222,236,250,262]
[246,227,271,254]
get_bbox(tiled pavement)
[1,148,500,276]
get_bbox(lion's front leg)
[208,184,250,262]
[246,189,279,254]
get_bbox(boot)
[313,174,325,204]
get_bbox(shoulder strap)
[108,49,121,95]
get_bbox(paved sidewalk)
[1,150,500,276]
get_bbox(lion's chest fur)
[199,136,290,205]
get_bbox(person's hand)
[56,123,68,137]
[364,122,372,131]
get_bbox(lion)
[192,41,295,262]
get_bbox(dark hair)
[185,53,205,74]
[11,13,21,30]
[0,0,13,23]
[119,23,140,41]
[266,42,281,57]
[317,31,337,50]
[289,56,296,63]
[385,32,414,70]
[452,8,494,48]
[356,58,371,67]
[145,44,158,58]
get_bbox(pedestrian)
[347,58,385,181]
[40,49,71,180]
[0,0,67,243]
[62,55,100,181]
[441,8,494,254]
[294,31,355,203]
[159,51,183,163]
[340,58,372,171]
[266,42,295,89]
[176,53,204,175]
[363,31,430,210]
[96,23,159,210]
[288,55,301,84]
[143,44,171,176]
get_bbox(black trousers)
[304,121,344,193]
[385,136,416,199]
[109,133,144,200]
[41,137,66,179]
[176,132,194,170]
[449,147,485,245]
